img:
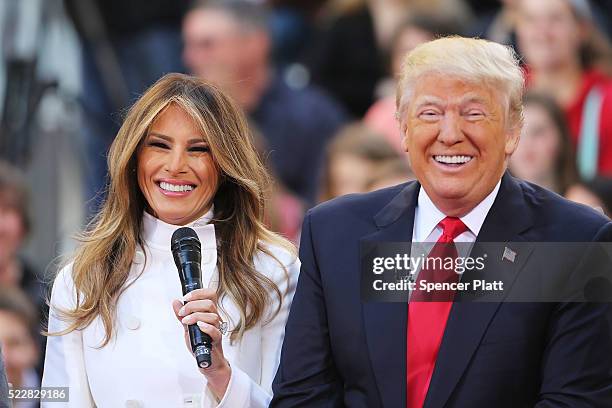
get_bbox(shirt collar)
[141,206,216,250]
[415,179,501,240]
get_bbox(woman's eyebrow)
[147,132,207,144]
[187,138,208,144]
[147,132,172,141]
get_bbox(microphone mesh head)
[171,227,201,252]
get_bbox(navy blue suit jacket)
[271,173,612,407]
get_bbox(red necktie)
[407,217,468,408]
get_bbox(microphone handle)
[188,323,212,368]
[183,276,213,369]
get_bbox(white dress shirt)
[408,180,501,287]
[412,180,502,244]
[42,208,300,408]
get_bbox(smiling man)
[271,37,612,407]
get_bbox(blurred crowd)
[1,0,612,401]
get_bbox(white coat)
[42,211,299,408]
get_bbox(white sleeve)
[201,252,300,408]
[41,266,95,408]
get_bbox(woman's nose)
[165,149,188,174]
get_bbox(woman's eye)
[149,141,169,149]
[189,146,210,153]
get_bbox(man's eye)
[466,111,485,119]
[149,141,169,149]
[419,111,439,119]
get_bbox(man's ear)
[504,125,521,156]
[399,118,410,153]
[402,133,410,153]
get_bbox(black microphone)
[171,227,212,369]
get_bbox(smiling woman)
[42,73,299,408]
[137,105,220,225]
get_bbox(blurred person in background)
[509,92,578,194]
[42,74,299,407]
[0,161,45,313]
[470,0,520,47]
[65,0,190,216]
[183,0,347,206]
[468,0,612,44]
[301,0,473,117]
[0,353,8,408]
[249,125,305,244]
[265,0,329,68]
[476,0,518,44]
[516,0,612,179]
[319,123,404,202]
[364,14,464,151]
[0,288,40,408]
[365,157,414,192]
[566,176,612,215]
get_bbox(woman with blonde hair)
[42,73,299,407]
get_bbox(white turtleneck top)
[42,209,300,408]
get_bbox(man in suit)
[271,37,612,407]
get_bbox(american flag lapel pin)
[502,246,516,263]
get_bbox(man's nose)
[437,112,464,145]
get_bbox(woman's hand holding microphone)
[172,288,230,400]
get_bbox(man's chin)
[427,183,471,201]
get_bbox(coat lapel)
[361,182,420,408]
[424,173,535,408]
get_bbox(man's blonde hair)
[396,36,525,131]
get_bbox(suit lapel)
[424,173,536,408]
[361,182,419,408]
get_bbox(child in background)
[319,123,406,201]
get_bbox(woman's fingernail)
[197,321,206,329]
[182,293,190,302]
[178,307,186,317]
[181,316,191,325]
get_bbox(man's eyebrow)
[147,132,207,144]
[412,96,444,109]
[459,94,489,106]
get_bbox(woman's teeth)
[434,155,473,164]
[159,182,194,192]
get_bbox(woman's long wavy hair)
[50,73,294,345]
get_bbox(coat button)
[133,250,145,265]
[182,394,200,407]
[126,316,141,330]
[125,400,142,408]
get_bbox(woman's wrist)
[204,359,231,401]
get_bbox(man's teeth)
[159,182,194,192]
[434,155,472,164]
